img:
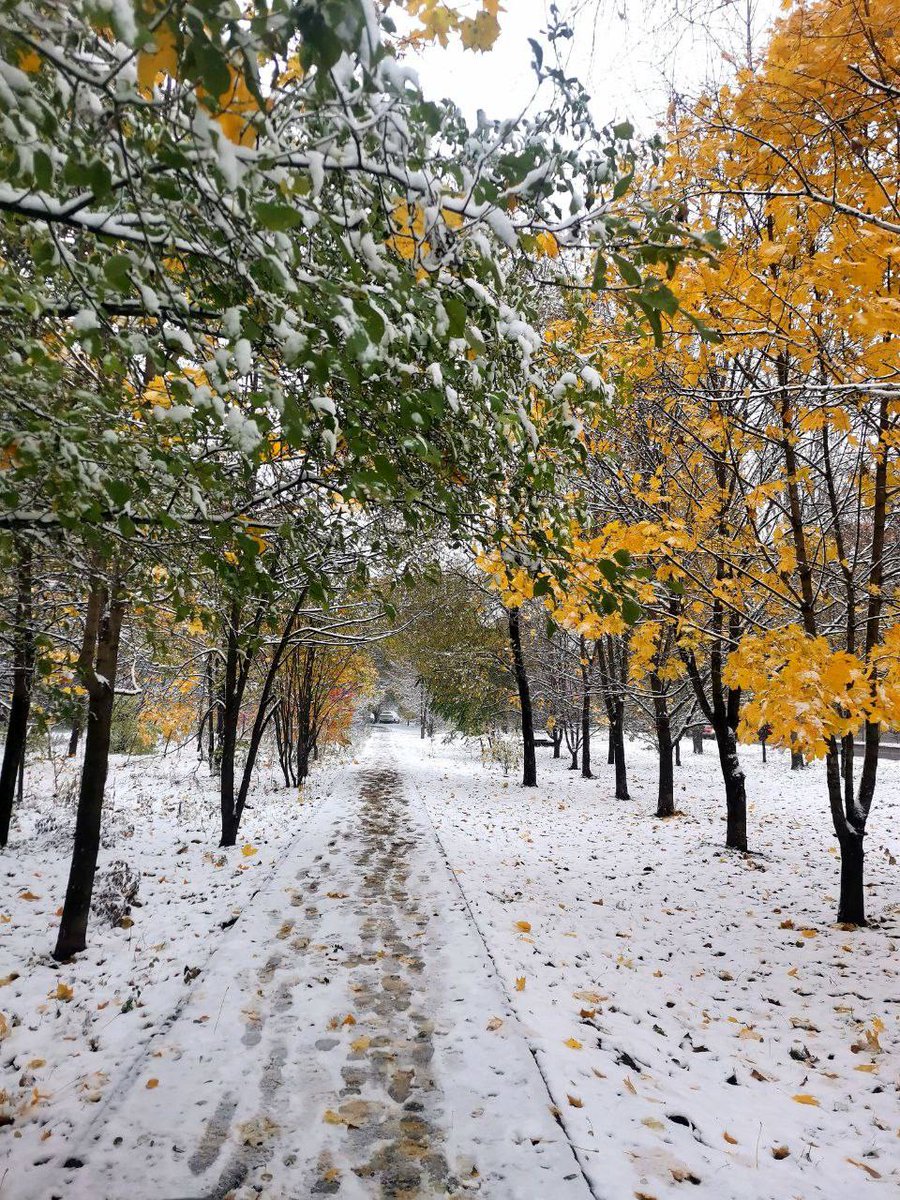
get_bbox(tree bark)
[223,592,306,844]
[204,652,216,765]
[0,541,34,847]
[714,722,747,851]
[579,636,592,779]
[837,828,866,925]
[219,601,242,846]
[53,578,125,961]
[612,704,629,799]
[67,713,82,759]
[691,727,704,754]
[652,676,674,818]
[508,607,536,787]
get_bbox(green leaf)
[643,284,678,316]
[444,295,467,339]
[613,254,642,288]
[33,149,52,191]
[591,252,607,291]
[612,170,634,200]
[255,202,303,231]
[613,121,634,140]
[621,596,642,625]
[190,37,231,102]
[103,254,132,292]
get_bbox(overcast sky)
[400,0,781,132]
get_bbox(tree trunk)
[219,603,241,846]
[837,830,866,925]
[612,705,628,799]
[580,637,592,779]
[67,714,82,759]
[607,725,615,764]
[691,728,704,754]
[652,679,674,818]
[204,652,216,765]
[791,749,805,770]
[551,729,562,759]
[714,722,747,851]
[508,607,536,787]
[674,737,681,768]
[0,542,34,847]
[53,580,125,961]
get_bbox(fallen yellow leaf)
[515,920,532,932]
[145,1078,159,1089]
[515,976,526,992]
[566,1094,583,1108]
[350,1035,371,1053]
[241,844,258,857]
[564,1037,582,1049]
[847,1157,881,1180]
[53,982,74,1002]
[792,1094,819,1106]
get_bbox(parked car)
[376,708,401,724]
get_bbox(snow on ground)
[1,725,897,1200]
[3,728,592,1199]
[397,729,900,1199]
[0,738,345,1188]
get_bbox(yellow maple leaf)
[792,1094,819,1106]
[535,230,559,259]
[241,844,258,857]
[53,982,74,1002]
[564,1037,582,1049]
[136,22,178,94]
[18,48,42,74]
[515,976,526,991]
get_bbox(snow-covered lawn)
[0,742,338,1179]
[1,727,897,1199]
[398,731,900,1199]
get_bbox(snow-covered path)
[28,728,591,1200]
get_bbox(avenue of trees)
[0,0,897,959]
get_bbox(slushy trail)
[31,728,591,1200]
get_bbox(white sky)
[400,0,781,132]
